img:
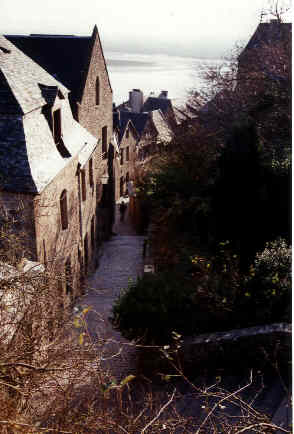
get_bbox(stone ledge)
[181,323,291,371]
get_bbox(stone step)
[272,396,292,432]
[107,235,145,244]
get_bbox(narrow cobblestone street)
[77,200,145,380]
[74,202,289,428]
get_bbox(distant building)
[115,89,174,168]
[113,111,139,200]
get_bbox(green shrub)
[111,272,202,344]
[242,237,291,323]
[111,245,242,344]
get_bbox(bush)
[111,244,244,344]
[111,272,203,344]
[242,237,291,323]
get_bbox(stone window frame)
[126,146,129,161]
[60,189,68,230]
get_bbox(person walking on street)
[119,201,127,222]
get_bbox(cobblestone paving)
[77,202,144,380]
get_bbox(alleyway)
[77,199,145,380]
[74,201,289,429]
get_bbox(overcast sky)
[1,0,292,58]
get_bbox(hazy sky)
[1,0,291,57]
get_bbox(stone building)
[0,35,107,302]
[6,26,114,243]
[113,112,139,201]
[116,89,174,163]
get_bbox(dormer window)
[53,109,62,144]
[0,46,11,54]
[96,77,100,105]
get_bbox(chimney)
[129,89,144,113]
[159,90,168,98]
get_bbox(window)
[126,128,129,139]
[102,126,107,158]
[53,109,62,144]
[120,149,124,165]
[84,234,88,273]
[65,257,72,295]
[126,173,129,193]
[95,77,100,105]
[120,177,124,197]
[126,146,129,161]
[60,189,68,230]
[43,239,47,266]
[89,158,93,187]
[91,217,95,250]
[81,170,86,201]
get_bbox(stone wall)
[77,28,114,242]
[77,28,113,177]
[181,323,291,372]
[34,154,82,300]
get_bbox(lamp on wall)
[101,174,109,184]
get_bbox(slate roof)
[151,109,173,143]
[114,111,150,143]
[0,36,97,194]
[142,96,172,114]
[6,34,89,104]
[0,36,69,114]
[6,26,112,110]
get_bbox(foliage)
[242,237,291,323]
[112,233,291,345]
[111,243,240,344]
[111,271,199,344]
[133,15,291,270]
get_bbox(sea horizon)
[105,51,223,107]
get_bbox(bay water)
[105,51,223,107]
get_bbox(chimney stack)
[129,89,144,113]
[159,90,168,98]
